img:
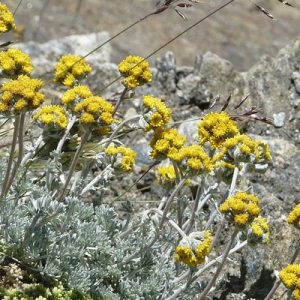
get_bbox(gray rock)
[177,52,245,108]
[15,32,111,77]
[155,51,177,93]
[273,112,286,128]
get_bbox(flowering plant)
[0,1,298,300]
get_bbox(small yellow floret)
[280,264,300,298]
[143,95,171,131]
[54,54,92,87]
[118,55,152,89]
[74,96,114,128]
[288,203,300,230]
[198,112,239,148]
[175,231,212,267]
[61,85,93,109]
[151,128,185,161]
[249,216,270,244]
[213,134,272,164]
[0,3,16,33]
[105,145,136,172]
[220,192,260,227]
[157,165,176,184]
[33,105,68,129]
[179,144,213,173]
[0,75,44,114]
[0,48,33,77]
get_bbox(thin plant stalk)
[57,130,90,202]
[4,112,26,196]
[197,229,239,300]
[167,240,248,299]
[159,177,186,229]
[205,167,239,229]
[264,240,300,300]
[153,208,187,238]
[102,114,141,148]
[184,178,204,234]
[80,164,112,196]
[56,116,77,153]
[112,87,128,116]
[1,116,20,199]
[20,135,43,168]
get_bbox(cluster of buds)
[118,55,152,89]
[175,231,212,267]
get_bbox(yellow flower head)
[74,96,114,128]
[198,112,239,149]
[157,165,176,185]
[33,105,68,130]
[175,231,212,267]
[248,216,270,245]
[54,54,92,87]
[220,192,261,227]
[105,145,136,172]
[61,85,93,110]
[118,55,152,89]
[150,128,186,161]
[0,2,16,33]
[179,144,213,174]
[213,134,272,167]
[0,48,33,77]
[280,264,300,297]
[0,75,44,114]
[288,203,300,230]
[142,95,171,131]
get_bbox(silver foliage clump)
[0,164,175,299]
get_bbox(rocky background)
[2,1,300,299]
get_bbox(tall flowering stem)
[159,177,187,229]
[197,229,239,300]
[0,116,20,199]
[4,112,26,195]
[265,241,300,300]
[112,87,128,116]
[57,130,90,202]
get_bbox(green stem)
[57,130,89,202]
[1,116,20,199]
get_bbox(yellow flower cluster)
[0,75,44,114]
[143,95,171,131]
[219,192,261,227]
[54,54,92,87]
[213,134,272,167]
[150,128,185,161]
[288,203,300,230]
[33,105,68,130]
[61,85,93,109]
[198,112,240,149]
[248,216,270,245]
[105,145,136,172]
[280,264,300,300]
[157,165,176,184]
[0,2,16,33]
[0,48,33,77]
[118,55,152,89]
[73,96,114,127]
[175,231,212,267]
[179,145,213,173]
